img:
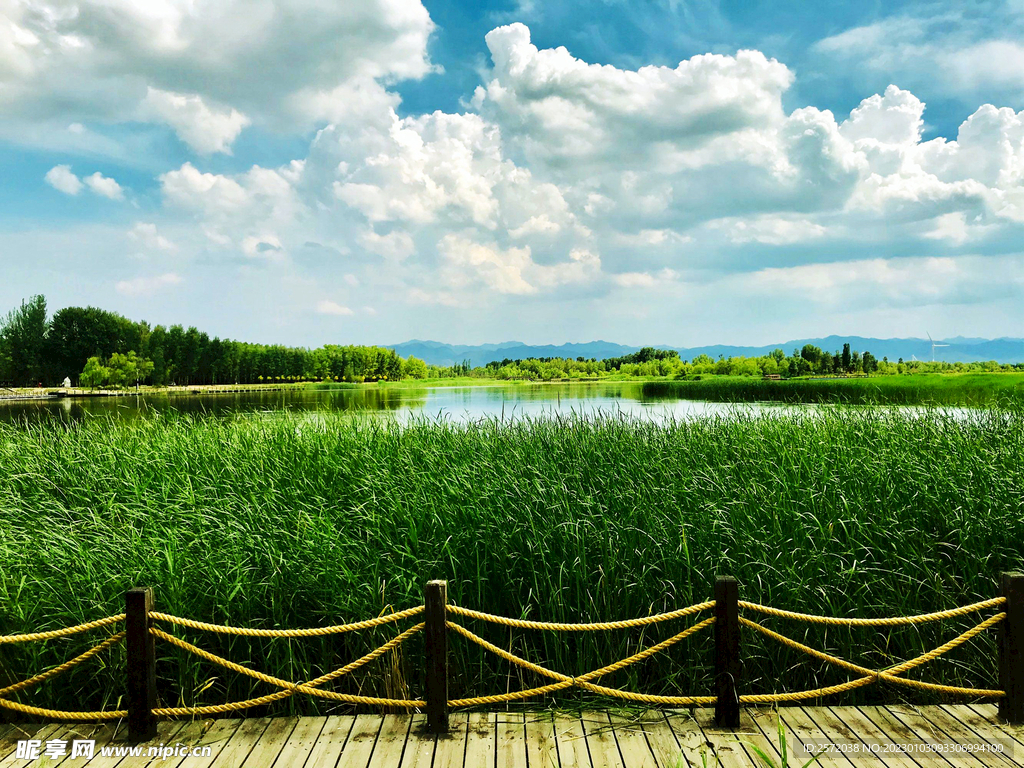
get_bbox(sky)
[1,0,1023,347]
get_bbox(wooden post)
[126,587,157,742]
[424,580,448,733]
[1000,572,1024,724]
[714,576,740,728]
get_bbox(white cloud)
[815,13,1024,104]
[316,300,354,316]
[476,23,793,168]
[142,87,250,155]
[241,234,284,259]
[44,165,82,195]
[115,272,183,297]
[83,172,123,200]
[0,0,436,141]
[722,216,828,245]
[359,229,416,260]
[160,163,248,212]
[128,222,175,251]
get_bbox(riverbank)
[1,408,1020,714]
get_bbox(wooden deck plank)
[771,706,861,768]
[15,705,1023,768]
[581,712,624,768]
[693,707,778,768]
[823,706,926,768]
[639,711,687,768]
[884,704,997,768]
[607,712,658,768]
[263,716,325,768]
[15,724,82,768]
[833,706,942,768]
[0,724,65,767]
[302,715,356,768]
[122,721,192,768]
[523,712,559,768]
[399,714,435,768]
[464,711,496,767]
[913,705,1020,768]
[553,714,590,768]
[207,717,272,768]
[334,715,383,768]
[239,715,299,768]
[368,714,413,768]
[862,706,972,768]
[163,718,243,768]
[432,713,469,768]
[665,710,719,768]
[495,711,526,768]
[968,704,1024,750]
[66,721,165,768]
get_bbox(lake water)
[0,381,988,425]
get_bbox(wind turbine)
[927,332,949,362]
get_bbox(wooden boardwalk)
[2,705,1023,767]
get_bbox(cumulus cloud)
[44,165,82,195]
[358,229,416,260]
[115,272,183,297]
[0,0,436,141]
[83,172,123,200]
[815,12,1024,105]
[128,222,175,251]
[475,23,793,167]
[45,165,123,199]
[142,87,250,154]
[742,255,1024,308]
[316,300,354,316]
[24,16,1024,333]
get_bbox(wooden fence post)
[126,587,157,742]
[424,580,449,733]
[714,575,740,728]
[1000,572,1024,724]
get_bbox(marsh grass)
[643,373,1024,406]
[0,406,1022,717]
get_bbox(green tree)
[402,355,428,379]
[0,295,49,386]
[79,356,110,388]
[841,343,852,372]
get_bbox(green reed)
[0,406,1021,717]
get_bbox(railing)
[1,573,1021,742]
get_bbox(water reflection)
[0,381,992,425]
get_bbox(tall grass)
[0,407,1022,718]
[643,372,1024,406]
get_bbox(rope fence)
[0,572,1020,738]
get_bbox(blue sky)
[1,0,1022,346]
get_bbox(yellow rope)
[0,632,125,697]
[0,698,126,720]
[150,625,425,709]
[153,623,422,716]
[0,614,126,643]
[739,614,1005,698]
[738,597,1006,626]
[149,605,424,637]
[446,600,714,631]
[446,617,717,707]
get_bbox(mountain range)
[390,336,1024,367]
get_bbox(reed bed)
[0,406,1022,717]
[643,372,1024,405]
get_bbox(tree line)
[1,296,1018,388]
[0,296,443,387]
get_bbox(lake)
[0,381,988,424]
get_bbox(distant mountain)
[389,336,1024,366]
[390,340,638,367]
